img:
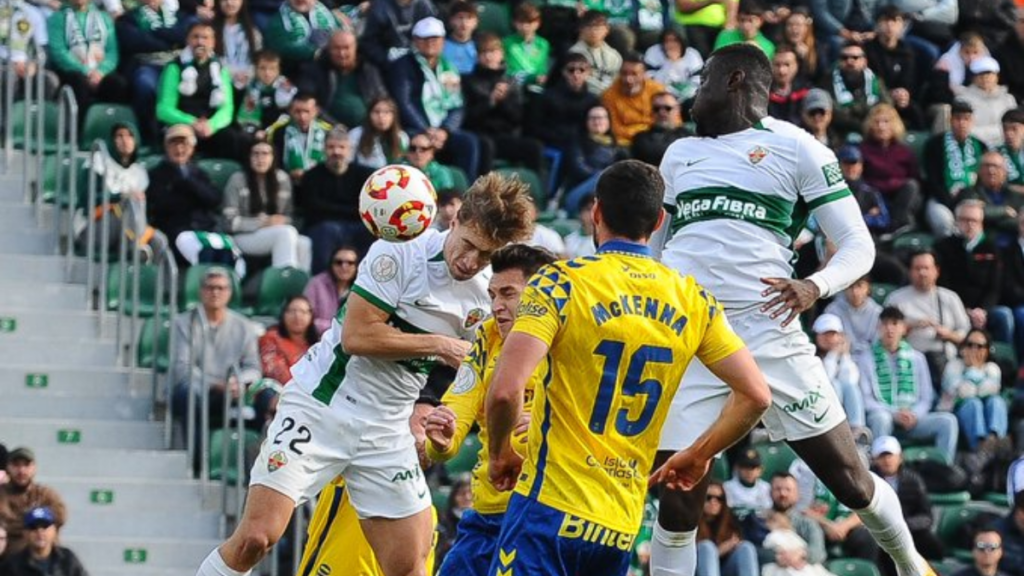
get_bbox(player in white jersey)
[647,44,935,576]
[196,173,535,576]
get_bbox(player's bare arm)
[342,292,472,368]
[651,346,770,490]
[485,331,549,492]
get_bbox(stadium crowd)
[3,0,1024,574]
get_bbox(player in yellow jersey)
[484,160,773,576]
[423,244,558,576]
[296,395,440,576]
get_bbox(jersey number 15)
[588,339,673,437]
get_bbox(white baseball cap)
[412,17,446,39]
[871,435,902,458]
[812,313,844,334]
[970,56,1000,75]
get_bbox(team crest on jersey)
[464,307,485,328]
[748,146,768,164]
[267,450,288,473]
[370,254,398,283]
[17,19,30,33]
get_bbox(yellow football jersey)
[297,477,437,576]
[427,318,540,515]
[511,242,745,535]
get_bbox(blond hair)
[863,103,906,143]
[457,172,535,244]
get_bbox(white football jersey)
[290,229,492,421]
[659,117,852,306]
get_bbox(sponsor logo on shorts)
[782,387,831,423]
[390,466,423,483]
[558,515,637,551]
[267,450,288,473]
[370,254,399,283]
[813,406,831,423]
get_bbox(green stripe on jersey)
[669,186,796,237]
[351,284,396,315]
[806,187,852,210]
[312,345,352,405]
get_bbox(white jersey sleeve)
[793,130,852,209]
[350,240,415,314]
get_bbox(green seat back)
[139,154,164,170]
[549,218,581,238]
[209,428,262,483]
[255,267,310,316]
[905,131,929,173]
[450,166,469,193]
[991,341,1017,367]
[182,264,243,311]
[105,263,164,317]
[710,456,730,483]
[754,441,798,480]
[935,502,1006,554]
[10,100,61,152]
[826,559,882,576]
[496,167,546,205]
[903,445,951,465]
[930,491,972,506]
[196,158,242,191]
[444,432,482,476]
[81,104,140,150]
[136,316,172,372]
[870,282,897,305]
[930,558,967,576]
[477,1,512,36]
[892,231,935,261]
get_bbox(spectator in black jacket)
[864,7,926,131]
[146,125,225,269]
[359,0,436,68]
[993,492,1024,576]
[923,100,989,238]
[768,44,812,125]
[933,200,1012,344]
[960,151,1024,235]
[462,33,545,176]
[0,507,88,576]
[299,30,388,130]
[824,40,892,139]
[562,104,628,215]
[630,92,688,167]
[952,529,1012,576]
[529,52,600,152]
[957,0,1018,53]
[297,126,376,271]
[993,7,1024,104]
[869,436,944,575]
[387,16,483,180]
[1000,211,1024,362]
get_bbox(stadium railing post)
[115,227,128,362]
[1,39,14,174]
[128,236,142,371]
[20,43,34,204]
[33,50,44,225]
[155,250,178,448]
[62,88,78,279]
[86,140,110,316]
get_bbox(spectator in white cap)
[813,313,867,435]
[762,529,835,576]
[386,16,486,182]
[869,436,946,571]
[960,55,1019,147]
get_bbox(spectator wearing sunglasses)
[696,481,759,576]
[994,492,1024,576]
[939,328,1007,452]
[304,246,359,335]
[952,529,1010,576]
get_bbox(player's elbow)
[743,379,773,416]
[488,384,519,410]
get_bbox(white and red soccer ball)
[359,165,438,242]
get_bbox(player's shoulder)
[759,117,833,155]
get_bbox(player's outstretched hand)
[760,277,821,327]
[648,447,711,491]
[436,337,473,368]
[489,447,524,492]
[425,405,457,451]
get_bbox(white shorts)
[659,304,847,451]
[250,385,431,519]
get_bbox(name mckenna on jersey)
[590,294,689,336]
[676,195,768,221]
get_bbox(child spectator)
[568,10,622,96]
[936,32,990,96]
[761,529,836,576]
[503,2,550,88]
[237,50,296,137]
[563,193,595,258]
[997,108,1024,193]
[713,0,775,58]
[442,0,478,75]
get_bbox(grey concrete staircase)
[0,157,221,576]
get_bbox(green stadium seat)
[905,131,929,172]
[444,432,482,476]
[991,341,1017,367]
[496,167,546,205]
[254,267,310,317]
[477,1,512,36]
[930,491,971,506]
[711,456,730,482]
[209,428,262,483]
[41,153,88,208]
[935,502,1006,560]
[891,231,935,260]
[139,154,164,170]
[10,100,62,153]
[870,282,897,305]
[450,166,470,193]
[826,558,882,576]
[196,158,242,191]
[80,103,140,150]
[930,558,967,576]
[903,445,952,466]
[105,262,165,317]
[982,492,1009,507]
[549,218,580,238]
[754,441,798,479]
[136,316,172,372]
[181,264,243,311]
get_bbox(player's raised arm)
[341,293,471,367]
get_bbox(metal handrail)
[1,42,15,173]
[56,87,79,275]
[152,248,178,426]
[85,140,111,315]
[33,51,45,223]
[220,365,246,527]
[19,47,40,203]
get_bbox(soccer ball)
[359,165,438,242]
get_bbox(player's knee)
[235,527,279,563]
[829,460,873,510]
[657,487,703,531]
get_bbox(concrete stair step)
[0,365,145,396]
[0,308,100,339]
[0,393,151,420]
[0,201,35,228]
[44,477,219,513]
[0,419,165,450]
[60,509,221,539]
[62,537,222,571]
[0,280,87,310]
[0,253,85,283]
[0,227,54,255]
[32,447,190,480]
[0,336,116,366]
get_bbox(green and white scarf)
[136,1,176,31]
[283,122,326,171]
[872,340,918,409]
[943,131,983,193]
[998,144,1023,184]
[64,7,107,70]
[417,54,463,128]
[178,47,226,109]
[279,1,335,42]
[0,2,33,56]
[831,67,881,108]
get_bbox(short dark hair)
[578,193,596,211]
[563,52,589,69]
[447,0,477,17]
[738,0,765,17]
[770,471,795,482]
[622,51,645,66]
[580,9,607,27]
[253,49,280,65]
[709,43,772,96]
[1003,107,1024,125]
[876,5,905,21]
[909,249,937,268]
[476,32,502,52]
[490,244,558,279]
[879,306,905,323]
[513,2,540,22]
[291,91,317,106]
[840,39,864,52]
[594,160,664,240]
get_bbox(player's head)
[410,394,440,469]
[591,160,665,244]
[690,43,771,136]
[488,244,558,338]
[447,172,535,281]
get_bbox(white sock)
[650,523,697,576]
[197,548,250,576]
[855,474,930,576]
